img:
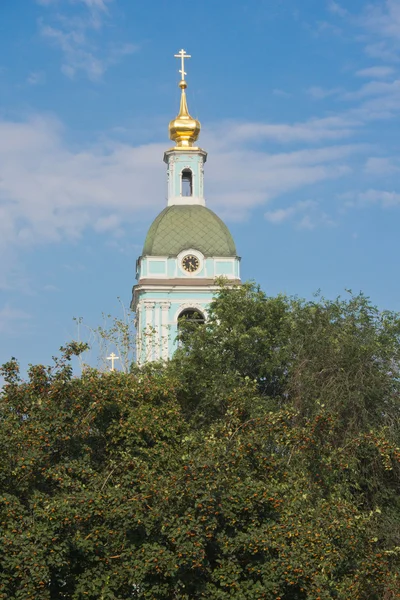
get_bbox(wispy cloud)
[365,41,399,63]
[341,189,400,208]
[360,0,400,63]
[265,200,316,224]
[327,1,348,18]
[314,20,343,37]
[273,88,291,98]
[0,305,32,335]
[0,113,360,273]
[362,0,400,41]
[27,71,46,85]
[204,138,355,220]
[219,115,358,145]
[37,0,137,80]
[356,65,395,78]
[37,0,113,15]
[265,199,335,230]
[336,80,400,132]
[77,0,113,10]
[328,1,400,63]
[364,156,400,174]
[343,78,400,100]
[307,86,342,100]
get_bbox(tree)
[171,283,400,517]
[0,284,399,599]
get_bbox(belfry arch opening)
[178,308,205,324]
[177,309,205,341]
[181,169,193,197]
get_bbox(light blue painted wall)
[167,258,176,277]
[148,260,167,275]
[139,256,239,280]
[205,258,213,276]
[167,150,206,200]
[215,261,234,276]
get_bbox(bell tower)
[131,50,241,363]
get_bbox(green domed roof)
[143,205,236,257]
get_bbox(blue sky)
[1,0,400,372]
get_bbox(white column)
[135,303,142,364]
[199,160,204,198]
[153,303,161,361]
[160,302,171,360]
[168,156,175,200]
[143,301,155,362]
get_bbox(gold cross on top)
[174,49,191,81]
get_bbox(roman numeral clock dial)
[182,254,200,273]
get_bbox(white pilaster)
[154,303,161,361]
[135,303,142,364]
[160,302,171,361]
[143,301,155,363]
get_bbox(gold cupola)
[169,50,201,148]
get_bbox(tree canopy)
[1,283,399,599]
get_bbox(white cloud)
[362,0,400,41]
[356,66,395,78]
[265,200,316,224]
[365,41,399,63]
[0,116,166,246]
[341,189,400,208]
[0,114,361,274]
[345,75,400,121]
[328,1,348,18]
[364,157,400,174]
[37,0,136,80]
[37,0,113,13]
[307,86,342,100]
[0,305,32,335]
[204,140,354,220]
[360,1,400,63]
[75,0,112,10]
[314,20,343,36]
[344,78,400,100]
[265,199,334,230]
[27,71,46,85]
[93,213,122,233]
[219,115,358,145]
[43,284,60,292]
[273,89,291,98]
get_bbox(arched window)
[178,308,205,324]
[181,169,193,197]
[177,308,205,345]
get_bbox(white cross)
[106,352,119,371]
[174,48,191,81]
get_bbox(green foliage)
[1,284,399,599]
[171,282,291,421]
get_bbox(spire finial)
[169,49,201,148]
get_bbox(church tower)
[131,50,241,363]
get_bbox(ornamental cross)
[174,48,191,81]
[106,352,119,372]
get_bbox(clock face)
[181,254,200,273]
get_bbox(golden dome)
[169,80,201,147]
